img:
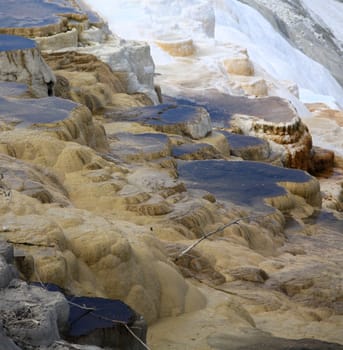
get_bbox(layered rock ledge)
[0,1,342,349]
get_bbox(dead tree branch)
[176,213,271,259]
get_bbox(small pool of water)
[0,96,79,127]
[0,34,36,51]
[178,159,312,210]
[0,0,82,28]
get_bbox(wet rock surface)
[177,160,319,210]
[0,96,78,127]
[168,93,318,171]
[222,131,270,160]
[106,103,212,139]
[0,0,87,37]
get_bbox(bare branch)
[176,213,271,259]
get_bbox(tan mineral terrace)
[0,1,342,349]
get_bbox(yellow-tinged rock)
[155,36,196,57]
[223,55,254,76]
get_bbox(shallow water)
[0,0,81,28]
[0,96,78,127]
[0,34,36,51]
[178,159,311,210]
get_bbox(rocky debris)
[266,263,343,312]
[0,34,55,97]
[0,325,21,350]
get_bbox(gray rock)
[0,239,14,264]
[0,325,21,350]
[0,281,69,348]
[238,0,343,90]
[0,34,55,98]
[207,332,343,350]
[0,256,17,289]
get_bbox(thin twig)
[6,240,55,248]
[176,214,270,259]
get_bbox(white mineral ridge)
[84,0,343,106]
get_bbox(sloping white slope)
[301,0,343,47]
[85,0,343,108]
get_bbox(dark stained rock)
[310,146,335,175]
